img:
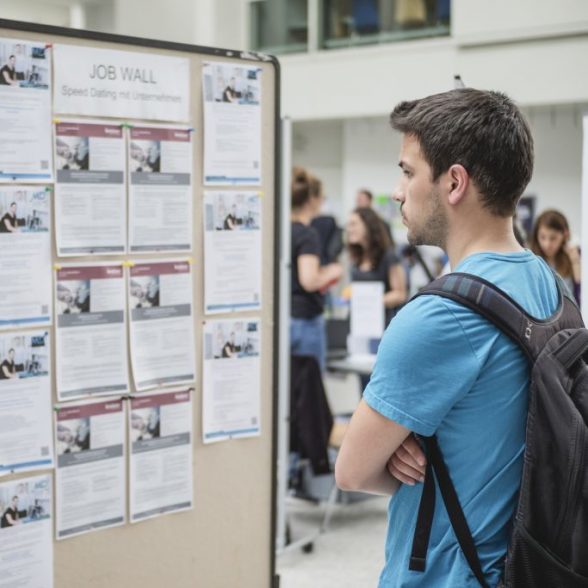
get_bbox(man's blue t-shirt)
[363,251,559,587]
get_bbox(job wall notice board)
[0,18,279,588]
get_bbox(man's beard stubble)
[406,186,448,250]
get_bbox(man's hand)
[387,434,426,486]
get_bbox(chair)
[282,354,333,553]
[351,0,380,35]
[395,0,427,28]
[326,317,350,360]
[286,355,368,548]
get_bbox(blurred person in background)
[356,187,393,242]
[530,209,581,303]
[347,207,408,327]
[291,167,343,371]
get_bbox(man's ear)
[446,164,469,206]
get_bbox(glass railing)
[322,0,450,49]
[249,0,450,55]
[250,0,309,55]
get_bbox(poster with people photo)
[55,263,129,400]
[128,125,193,253]
[203,191,262,314]
[129,260,196,391]
[0,330,53,476]
[202,319,261,443]
[129,388,193,523]
[0,474,53,587]
[54,120,126,256]
[0,38,52,182]
[55,398,126,539]
[202,61,262,185]
[0,186,52,330]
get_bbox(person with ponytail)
[291,167,343,371]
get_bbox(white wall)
[0,0,70,27]
[455,36,588,108]
[292,119,345,219]
[214,0,247,51]
[113,0,243,48]
[453,0,588,42]
[341,117,401,220]
[526,105,583,241]
[113,0,200,44]
[280,33,588,120]
[0,0,115,31]
[281,38,457,121]
[85,1,115,33]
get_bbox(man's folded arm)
[335,399,410,496]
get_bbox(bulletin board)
[0,18,280,588]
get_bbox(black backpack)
[408,272,588,587]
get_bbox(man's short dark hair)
[390,88,534,217]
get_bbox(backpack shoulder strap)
[414,271,569,361]
[551,270,580,310]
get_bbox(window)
[249,0,450,55]
[250,0,308,55]
[323,0,450,49]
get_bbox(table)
[326,353,376,377]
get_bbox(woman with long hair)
[530,209,581,303]
[346,207,408,326]
[291,167,342,371]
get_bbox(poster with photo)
[202,62,262,185]
[0,474,53,587]
[0,330,53,476]
[129,260,196,390]
[55,398,126,539]
[0,186,52,330]
[55,263,129,400]
[129,388,193,523]
[203,191,261,313]
[54,120,126,256]
[202,319,261,443]
[0,38,52,182]
[128,125,193,252]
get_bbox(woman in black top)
[291,167,342,371]
[347,207,407,327]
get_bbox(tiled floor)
[277,494,389,588]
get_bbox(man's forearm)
[336,399,410,497]
[356,470,401,496]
